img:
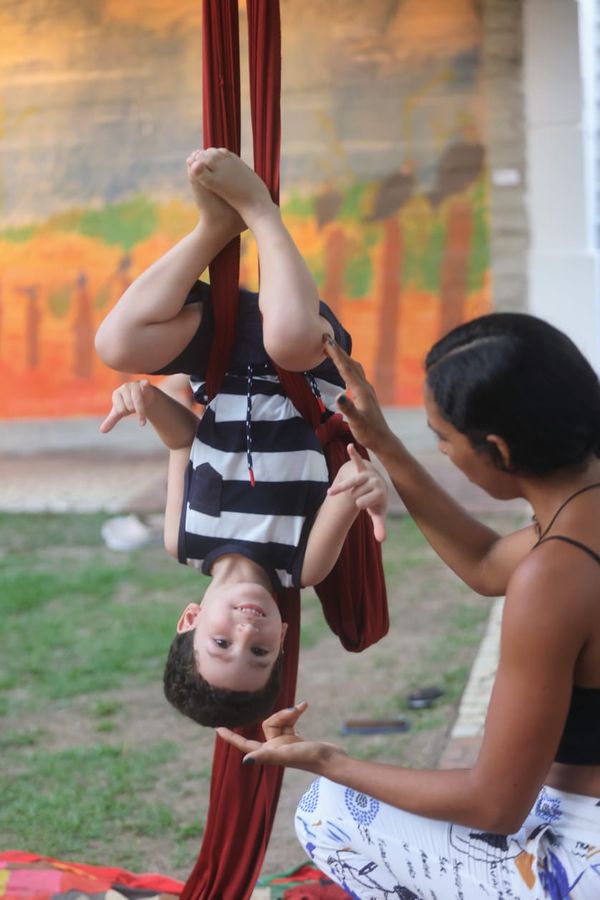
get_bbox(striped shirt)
[158,284,350,591]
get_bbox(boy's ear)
[177,602,202,634]
[280,621,289,648]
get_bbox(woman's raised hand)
[216,701,344,772]
[324,338,393,453]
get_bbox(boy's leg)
[196,149,334,372]
[95,151,244,374]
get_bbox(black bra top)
[536,533,600,765]
[537,535,600,567]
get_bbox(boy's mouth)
[234,605,265,617]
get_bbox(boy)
[97,150,388,727]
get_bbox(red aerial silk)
[181,3,388,897]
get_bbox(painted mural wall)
[0,0,491,418]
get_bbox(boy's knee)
[95,321,130,371]
[263,325,324,372]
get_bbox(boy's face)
[177,583,287,692]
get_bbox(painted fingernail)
[242,757,255,766]
[337,394,347,405]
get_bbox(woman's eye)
[213,638,230,649]
[251,647,269,657]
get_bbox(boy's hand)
[329,444,388,542]
[100,379,158,433]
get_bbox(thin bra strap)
[537,535,600,566]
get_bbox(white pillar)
[523,0,600,369]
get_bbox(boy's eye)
[213,638,230,649]
[251,647,269,657]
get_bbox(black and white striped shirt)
[158,284,350,591]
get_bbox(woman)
[218,314,600,898]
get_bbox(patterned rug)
[0,851,183,899]
[0,853,344,899]
[257,862,347,898]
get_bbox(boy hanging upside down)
[96,149,388,728]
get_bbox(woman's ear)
[176,602,202,634]
[486,434,512,470]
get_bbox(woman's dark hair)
[425,313,600,475]
[163,630,284,728]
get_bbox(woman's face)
[424,386,519,500]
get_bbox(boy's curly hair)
[163,630,284,728]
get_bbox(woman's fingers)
[324,338,365,386]
[262,701,308,740]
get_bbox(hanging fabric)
[181,3,388,897]
[201,0,241,402]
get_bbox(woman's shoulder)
[505,536,600,625]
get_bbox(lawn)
[0,511,499,879]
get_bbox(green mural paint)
[79,196,157,251]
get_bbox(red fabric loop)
[202,0,241,402]
[183,4,387,897]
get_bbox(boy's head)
[163,582,288,727]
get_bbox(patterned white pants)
[295,778,600,899]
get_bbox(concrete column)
[482,0,529,313]
[523,0,600,368]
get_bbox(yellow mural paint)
[1,0,490,418]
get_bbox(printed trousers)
[295,778,600,899]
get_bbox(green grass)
[0,510,494,875]
[0,742,176,868]
[0,513,204,711]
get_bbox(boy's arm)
[163,448,190,557]
[100,380,199,450]
[300,446,388,587]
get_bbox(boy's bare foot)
[194,148,278,228]
[187,150,246,238]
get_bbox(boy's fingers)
[130,382,147,425]
[327,472,368,496]
[370,511,387,543]
[99,407,124,434]
[346,443,366,470]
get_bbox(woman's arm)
[219,549,586,833]
[324,340,537,596]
